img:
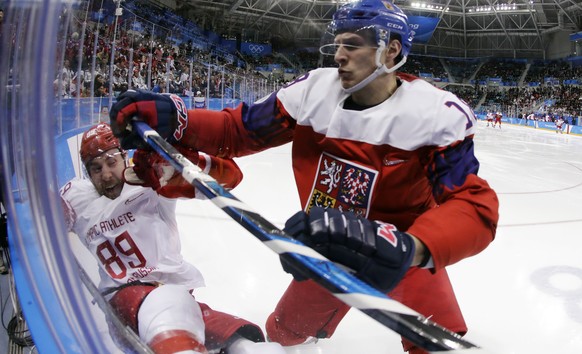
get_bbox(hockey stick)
[76,261,154,354]
[132,120,484,352]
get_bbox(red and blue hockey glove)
[281,207,415,293]
[109,89,188,149]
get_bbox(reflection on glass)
[0,1,281,353]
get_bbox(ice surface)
[175,123,582,354]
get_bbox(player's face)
[333,32,378,90]
[87,148,126,199]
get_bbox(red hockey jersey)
[177,68,499,270]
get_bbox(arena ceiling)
[176,0,582,59]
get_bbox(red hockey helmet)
[80,123,123,167]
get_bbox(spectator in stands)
[94,74,108,97]
[193,90,206,109]
[152,79,164,93]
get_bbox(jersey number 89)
[96,231,146,279]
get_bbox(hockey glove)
[124,146,243,198]
[282,207,415,293]
[124,146,198,198]
[109,89,188,149]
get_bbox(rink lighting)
[411,2,448,11]
[468,3,519,13]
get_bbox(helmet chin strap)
[342,43,408,94]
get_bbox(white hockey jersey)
[60,179,205,292]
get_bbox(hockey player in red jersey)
[109,1,499,353]
[60,123,285,354]
[494,111,502,129]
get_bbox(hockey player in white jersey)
[555,116,565,133]
[486,111,494,127]
[60,123,284,354]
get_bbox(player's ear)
[385,39,402,63]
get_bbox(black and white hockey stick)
[132,120,484,353]
[76,262,154,354]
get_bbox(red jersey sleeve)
[407,136,499,270]
[176,92,295,158]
